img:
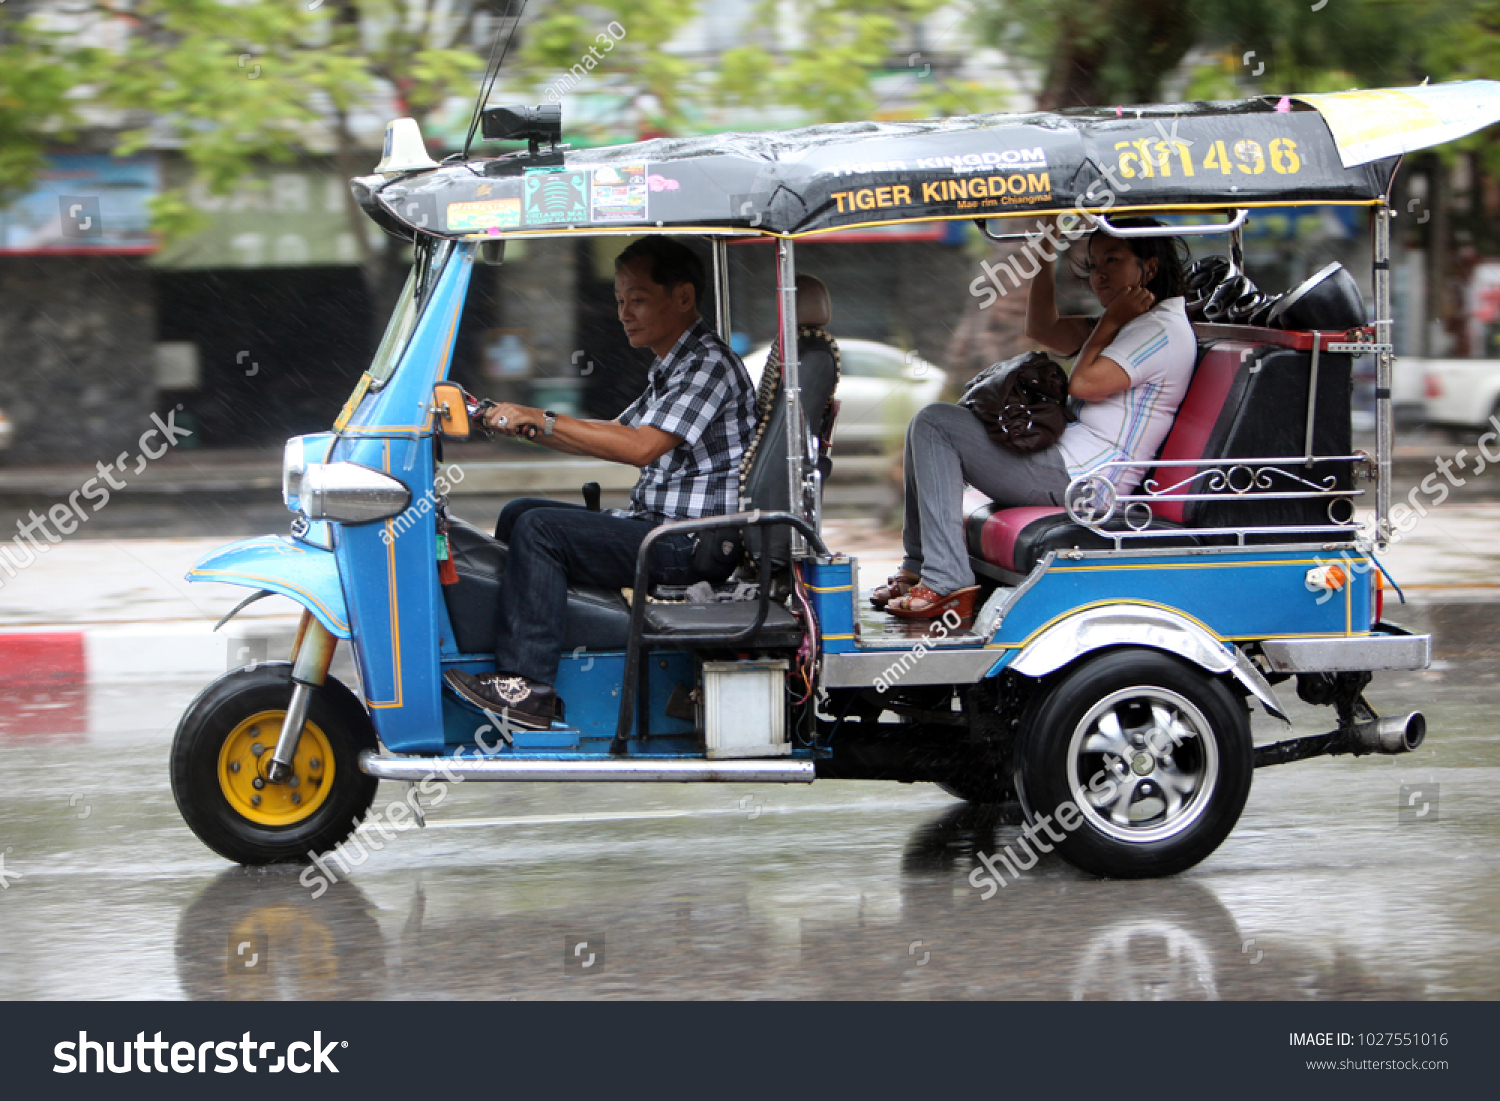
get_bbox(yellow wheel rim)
[217,711,335,827]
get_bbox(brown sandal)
[887,584,980,621]
[870,570,912,612]
[870,569,919,610]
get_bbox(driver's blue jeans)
[491,499,703,688]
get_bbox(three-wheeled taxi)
[172,82,1500,878]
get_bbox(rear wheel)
[1015,649,1252,878]
[171,664,378,865]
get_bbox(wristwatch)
[542,410,558,437]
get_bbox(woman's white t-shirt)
[1053,296,1196,492]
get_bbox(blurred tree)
[717,0,969,122]
[96,2,483,246]
[0,5,91,207]
[519,0,699,133]
[522,0,982,131]
[970,0,1457,109]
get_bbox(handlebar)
[460,389,539,440]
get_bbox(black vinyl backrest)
[1182,343,1353,541]
[740,326,840,563]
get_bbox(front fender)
[1008,603,1288,722]
[187,535,351,640]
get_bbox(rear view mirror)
[433,382,472,439]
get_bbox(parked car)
[1421,359,1500,440]
[741,338,945,451]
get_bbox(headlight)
[284,432,336,514]
[301,462,412,524]
[283,437,307,512]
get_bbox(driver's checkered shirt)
[616,318,755,522]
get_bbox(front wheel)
[171,663,379,865]
[1015,649,1252,878]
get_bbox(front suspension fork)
[266,611,338,784]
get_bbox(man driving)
[444,235,756,730]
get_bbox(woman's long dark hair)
[1076,217,1190,301]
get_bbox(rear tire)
[1015,649,1252,878]
[171,664,378,866]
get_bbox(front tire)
[171,663,378,865]
[1015,649,1252,878]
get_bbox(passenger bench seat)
[964,336,1331,577]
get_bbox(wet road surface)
[0,602,1496,1000]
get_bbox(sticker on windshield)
[447,198,522,231]
[524,168,590,225]
[591,163,648,221]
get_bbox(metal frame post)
[712,237,732,340]
[776,239,807,555]
[1374,206,1393,548]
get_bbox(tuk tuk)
[171,81,1500,878]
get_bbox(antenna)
[461,0,531,161]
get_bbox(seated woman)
[879,217,1194,618]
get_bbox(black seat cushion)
[441,517,631,654]
[643,600,804,648]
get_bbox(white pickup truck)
[1422,358,1500,439]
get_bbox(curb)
[0,618,303,683]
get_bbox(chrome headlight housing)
[301,462,412,524]
[283,437,307,512]
[283,432,336,514]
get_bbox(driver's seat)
[737,274,841,567]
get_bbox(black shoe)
[443,670,558,731]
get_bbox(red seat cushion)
[977,505,1066,573]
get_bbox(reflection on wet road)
[1,603,1496,1000]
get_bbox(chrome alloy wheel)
[1067,686,1219,845]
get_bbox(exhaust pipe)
[1351,712,1425,755]
[360,751,814,784]
[1254,710,1426,768]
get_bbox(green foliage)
[520,1,699,128]
[0,1,491,238]
[0,13,89,207]
[970,0,1468,107]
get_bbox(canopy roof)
[355,81,1500,242]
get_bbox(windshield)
[367,239,453,390]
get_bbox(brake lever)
[464,391,538,440]
[464,394,499,438]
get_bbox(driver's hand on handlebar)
[482,402,542,438]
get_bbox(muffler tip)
[1354,712,1425,754]
[1402,712,1426,752]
